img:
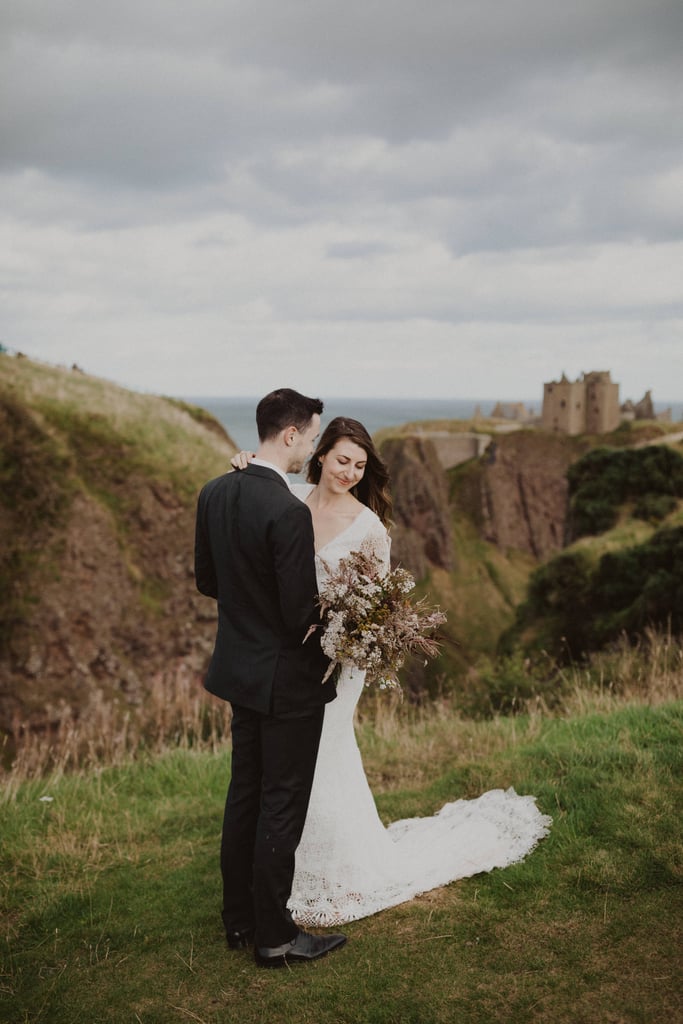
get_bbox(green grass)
[2,700,681,1024]
[0,353,234,500]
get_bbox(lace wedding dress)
[287,485,552,927]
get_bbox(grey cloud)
[2,0,682,399]
[4,0,682,185]
[326,241,395,260]
[0,35,348,188]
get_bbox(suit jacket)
[194,463,335,715]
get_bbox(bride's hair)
[307,417,393,525]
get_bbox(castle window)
[560,399,566,408]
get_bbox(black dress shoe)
[226,928,254,950]
[255,929,347,968]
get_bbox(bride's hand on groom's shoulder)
[230,450,255,472]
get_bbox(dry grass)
[5,629,680,815]
[356,627,683,794]
[2,666,232,800]
[559,626,683,712]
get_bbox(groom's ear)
[283,425,298,447]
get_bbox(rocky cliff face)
[478,432,581,558]
[382,429,582,579]
[10,484,213,721]
[380,436,454,578]
[377,428,587,698]
[0,355,234,733]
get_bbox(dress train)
[288,668,551,927]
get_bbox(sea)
[184,395,683,452]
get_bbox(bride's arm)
[229,451,311,503]
[230,450,255,470]
[364,521,391,573]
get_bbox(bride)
[233,416,551,927]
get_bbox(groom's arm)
[271,502,320,639]
[194,485,218,599]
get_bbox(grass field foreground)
[1,696,681,1024]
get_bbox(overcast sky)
[2,0,682,403]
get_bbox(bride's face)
[319,438,367,494]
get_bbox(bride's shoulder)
[358,505,389,540]
[356,507,391,566]
[291,482,315,501]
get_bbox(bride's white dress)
[287,485,551,927]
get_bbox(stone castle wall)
[542,370,620,435]
[425,431,491,469]
[542,377,585,434]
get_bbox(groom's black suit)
[194,463,335,947]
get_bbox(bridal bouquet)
[316,539,447,691]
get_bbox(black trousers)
[220,702,325,947]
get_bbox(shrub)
[633,493,677,524]
[591,527,683,642]
[510,526,683,659]
[571,496,618,536]
[466,650,569,717]
[568,444,683,539]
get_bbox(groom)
[194,388,345,968]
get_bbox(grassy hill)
[0,353,235,737]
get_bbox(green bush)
[516,549,595,657]
[591,527,683,642]
[568,444,683,538]
[465,650,569,717]
[633,493,677,523]
[509,526,683,659]
[570,495,618,535]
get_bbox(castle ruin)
[490,401,536,422]
[541,371,620,435]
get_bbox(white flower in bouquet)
[315,539,447,691]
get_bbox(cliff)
[477,432,581,557]
[378,420,683,700]
[379,428,596,697]
[383,429,585,575]
[0,355,235,734]
[4,358,675,730]
[381,436,454,578]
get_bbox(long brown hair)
[307,417,392,525]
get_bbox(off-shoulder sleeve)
[360,515,391,573]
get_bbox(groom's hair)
[256,388,324,441]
